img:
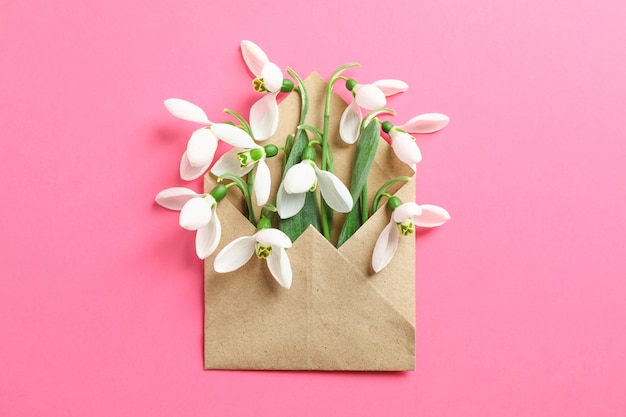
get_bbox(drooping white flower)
[155,187,222,259]
[339,79,408,144]
[163,99,219,180]
[388,128,423,169]
[180,121,264,181]
[384,113,450,170]
[210,141,276,206]
[213,226,293,289]
[372,201,450,273]
[276,160,353,219]
[240,40,283,140]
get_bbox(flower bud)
[264,144,279,157]
[301,145,316,161]
[346,79,358,91]
[280,79,295,92]
[381,121,394,134]
[257,217,272,230]
[209,185,228,202]
[387,196,403,211]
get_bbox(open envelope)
[204,73,416,370]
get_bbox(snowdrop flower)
[241,40,287,140]
[372,198,450,273]
[214,218,293,289]
[211,141,278,206]
[276,147,353,219]
[340,79,408,144]
[163,99,219,180]
[155,186,226,259]
[381,113,450,170]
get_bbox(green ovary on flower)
[255,243,272,259]
[397,218,415,236]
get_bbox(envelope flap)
[338,177,416,327]
[205,216,415,370]
[296,227,415,371]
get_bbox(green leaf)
[336,197,362,247]
[278,129,321,241]
[337,119,381,247]
[348,119,380,202]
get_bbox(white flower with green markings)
[276,147,353,219]
[382,113,450,170]
[155,186,227,259]
[214,218,293,289]
[162,98,269,181]
[210,124,279,206]
[240,40,292,140]
[372,198,450,273]
[339,79,408,144]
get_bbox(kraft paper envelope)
[204,73,416,370]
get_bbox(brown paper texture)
[204,73,416,370]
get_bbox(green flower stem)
[320,202,331,241]
[360,184,368,224]
[223,108,252,136]
[247,168,256,221]
[286,68,308,126]
[319,62,360,241]
[260,204,277,223]
[297,124,323,141]
[322,62,360,171]
[218,173,257,227]
[371,176,411,213]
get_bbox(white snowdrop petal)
[354,84,386,110]
[195,213,221,259]
[390,130,422,166]
[240,40,269,77]
[414,204,451,228]
[186,128,218,167]
[276,182,306,219]
[213,236,256,273]
[155,187,200,210]
[179,197,213,231]
[261,62,283,93]
[249,92,279,140]
[163,99,211,124]
[372,221,400,273]
[256,228,292,249]
[254,159,271,206]
[179,151,210,181]
[339,99,362,144]
[371,79,409,96]
[392,202,422,223]
[314,167,353,213]
[396,113,450,134]
[210,123,257,148]
[283,162,316,194]
[210,148,253,177]
[266,248,292,289]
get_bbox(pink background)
[2,0,625,415]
